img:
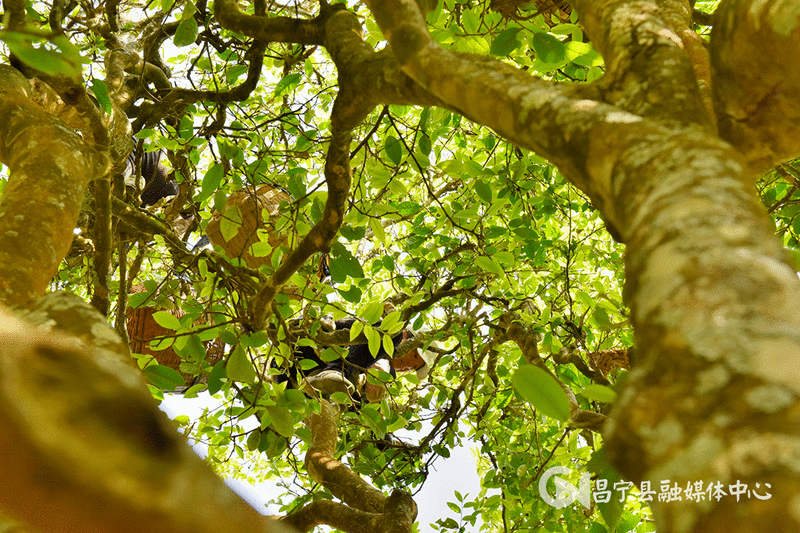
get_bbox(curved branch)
[296,400,417,533]
[214,0,330,45]
[304,400,386,513]
[132,37,267,131]
[499,313,607,431]
[282,500,378,532]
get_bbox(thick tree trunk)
[0,65,292,533]
[364,0,800,531]
[0,66,101,306]
[0,292,291,533]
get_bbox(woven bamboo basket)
[206,184,290,269]
[126,286,225,387]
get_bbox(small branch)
[499,313,607,432]
[90,176,112,315]
[282,500,378,532]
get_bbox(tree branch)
[0,293,292,533]
[0,66,104,306]
[214,0,330,45]
[304,400,386,513]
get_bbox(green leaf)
[511,365,571,422]
[183,383,206,398]
[328,242,364,283]
[592,307,611,329]
[340,225,366,241]
[89,79,112,114]
[419,107,430,131]
[360,404,386,437]
[173,17,198,47]
[380,310,402,334]
[246,430,261,451]
[494,251,515,266]
[475,180,492,204]
[580,384,618,403]
[337,284,363,303]
[418,133,432,155]
[265,405,295,438]
[364,324,380,357]
[208,361,228,396]
[490,27,521,56]
[152,311,182,330]
[360,301,385,325]
[319,347,344,363]
[370,218,386,245]
[250,240,273,257]
[227,345,256,384]
[382,333,394,357]
[1,30,84,80]
[385,135,403,165]
[179,114,194,140]
[274,73,302,97]
[143,364,185,390]
[572,47,604,67]
[475,256,505,276]
[532,32,566,65]
[438,518,459,529]
[174,334,205,363]
[219,206,242,242]
[387,415,408,433]
[299,358,321,370]
[150,337,173,352]
[128,291,152,308]
[349,319,365,341]
[217,138,242,162]
[225,64,248,85]
[198,162,224,203]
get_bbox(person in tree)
[276,316,431,404]
[126,139,178,207]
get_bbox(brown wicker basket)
[126,286,225,388]
[206,184,291,269]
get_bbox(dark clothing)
[127,140,179,207]
[277,317,407,388]
[141,164,179,206]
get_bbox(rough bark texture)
[363,0,800,531]
[281,399,417,533]
[0,66,102,306]
[1,0,799,531]
[0,292,291,533]
[710,0,800,174]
